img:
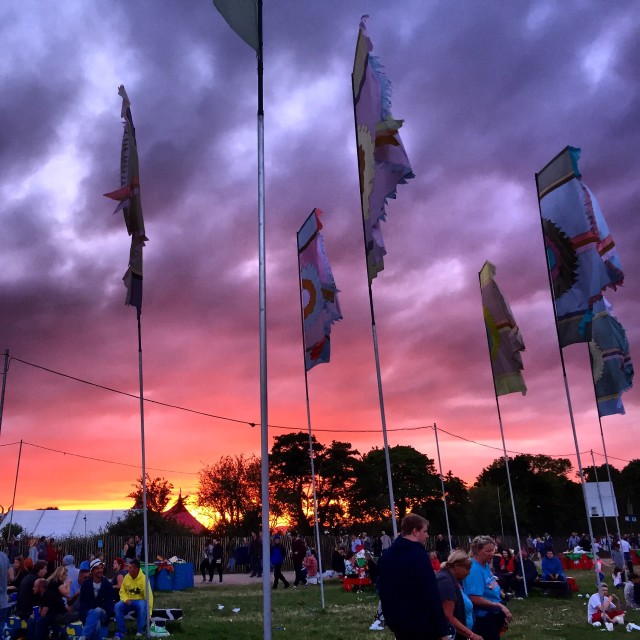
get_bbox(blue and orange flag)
[590,298,634,417]
[536,147,623,347]
[297,209,342,371]
[104,86,148,315]
[480,261,527,396]
[352,17,414,283]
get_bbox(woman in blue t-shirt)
[463,536,512,640]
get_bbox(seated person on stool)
[541,550,568,592]
[114,559,153,639]
[513,551,539,598]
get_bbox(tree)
[128,474,174,512]
[470,454,583,535]
[104,509,194,536]
[348,445,441,523]
[196,454,262,535]
[1,521,24,541]
[314,440,360,530]
[269,432,323,532]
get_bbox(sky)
[0,1,638,520]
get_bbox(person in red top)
[45,539,58,576]
[498,549,515,594]
[430,551,441,572]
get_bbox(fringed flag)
[104,86,148,315]
[352,16,414,283]
[212,0,259,51]
[590,298,634,416]
[480,261,527,396]
[297,209,342,371]
[536,146,623,347]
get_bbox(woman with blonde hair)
[463,536,512,640]
[437,550,483,640]
[47,565,71,597]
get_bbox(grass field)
[150,569,640,639]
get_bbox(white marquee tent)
[0,509,127,537]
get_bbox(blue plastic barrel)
[172,562,194,590]
[156,568,173,591]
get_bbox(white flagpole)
[433,423,453,552]
[136,311,151,638]
[590,449,610,542]
[296,214,326,609]
[7,439,23,544]
[0,349,9,436]
[478,268,527,595]
[255,3,272,637]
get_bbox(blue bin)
[156,568,173,591]
[172,562,194,590]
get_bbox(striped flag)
[212,0,259,51]
[297,209,342,370]
[352,17,414,283]
[104,86,148,314]
[536,146,623,347]
[590,299,634,416]
[480,261,527,396]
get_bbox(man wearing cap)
[114,559,153,639]
[78,558,115,640]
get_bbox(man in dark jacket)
[378,514,450,640]
[291,532,307,588]
[79,559,115,640]
[249,531,262,578]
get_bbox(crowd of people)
[374,516,640,639]
[1,535,158,640]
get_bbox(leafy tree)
[314,440,360,529]
[348,445,441,522]
[128,474,174,512]
[617,460,640,527]
[104,509,194,536]
[269,432,323,532]
[196,454,262,535]
[1,522,24,541]
[470,454,583,535]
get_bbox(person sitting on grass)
[512,551,539,598]
[587,583,624,630]
[624,572,640,609]
[303,548,318,585]
[114,559,153,639]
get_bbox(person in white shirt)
[588,583,624,629]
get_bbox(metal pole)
[590,449,610,544]
[433,423,453,552]
[137,312,150,638]
[497,486,505,540]
[7,439,23,544]
[256,4,272,637]
[351,33,397,537]
[296,213,326,610]
[0,349,9,437]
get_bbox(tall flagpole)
[535,171,601,596]
[478,268,527,595]
[0,349,9,436]
[296,216,326,610]
[7,439,23,544]
[433,423,452,552]
[590,449,610,542]
[256,3,272,637]
[589,350,625,554]
[136,311,150,638]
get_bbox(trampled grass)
[153,570,640,639]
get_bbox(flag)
[590,298,634,417]
[297,209,342,370]
[536,146,623,347]
[213,0,259,51]
[352,16,414,283]
[480,261,527,396]
[104,86,148,314]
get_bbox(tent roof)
[0,509,127,538]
